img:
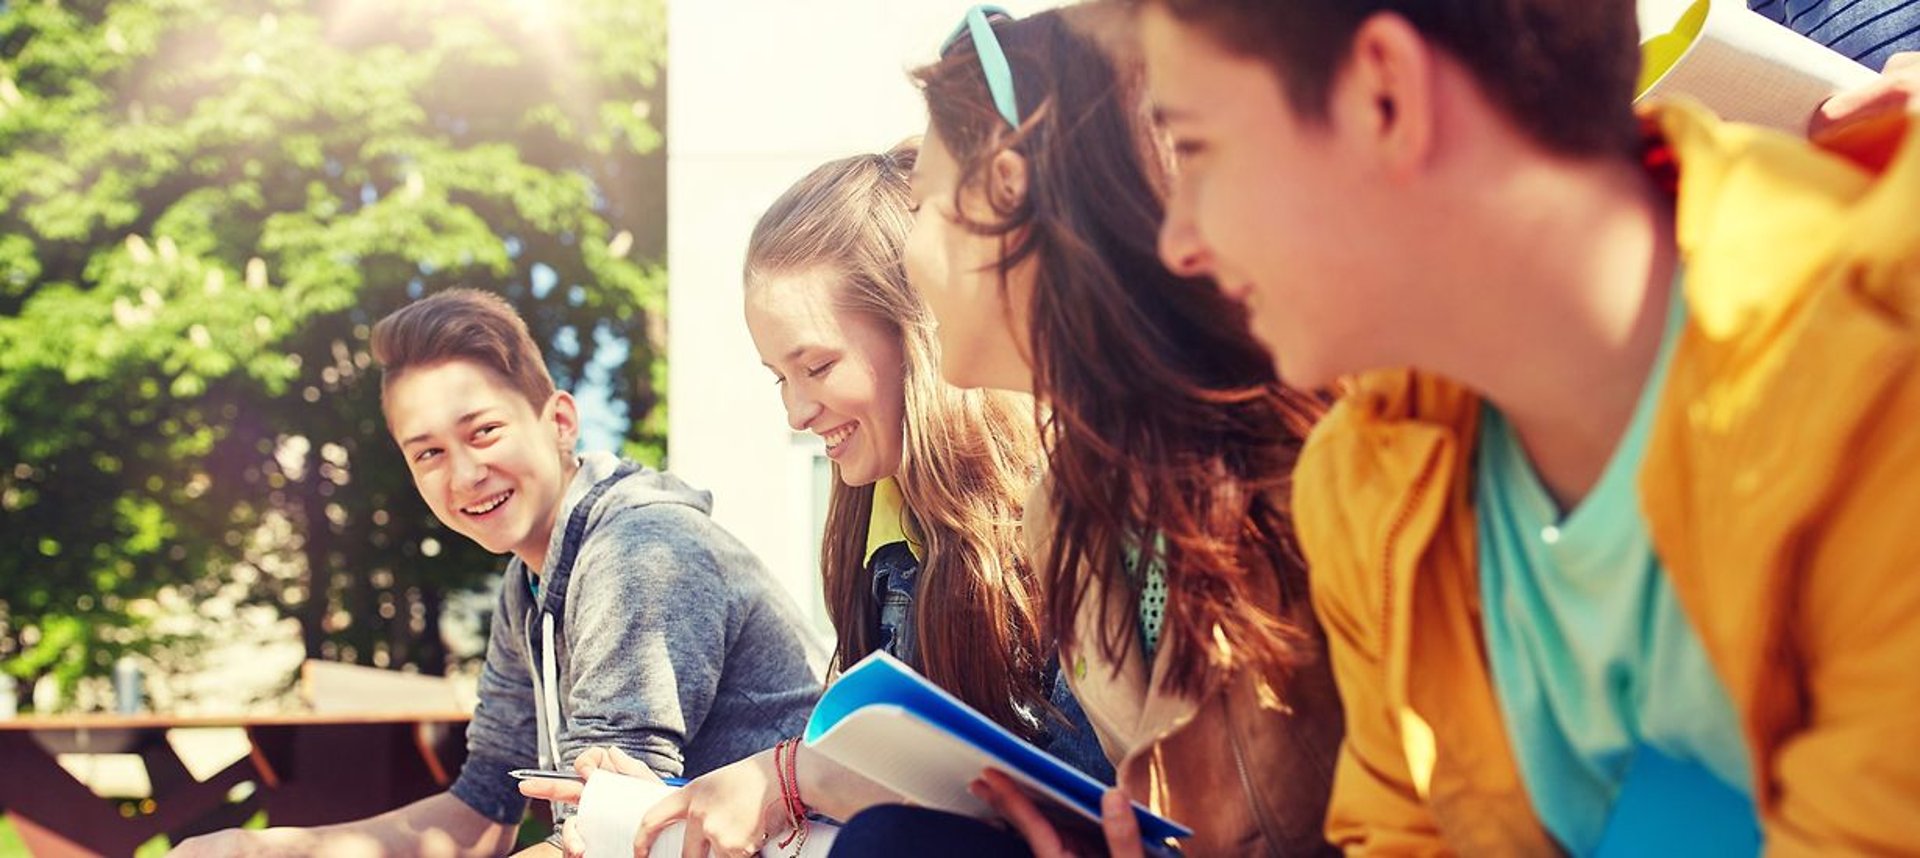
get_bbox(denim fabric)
[869,540,1113,783]
[1749,0,1920,70]
[829,805,1034,857]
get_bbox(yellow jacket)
[1294,103,1920,855]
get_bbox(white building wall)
[667,1,1061,633]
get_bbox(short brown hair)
[371,288,557,417]
[1143,0,1643,157]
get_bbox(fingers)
[1812,55,1920,139]
[605,746,639,772]
[570,745,656,780]
[675,810,762,858]
[572,747,613,778]
[605,746,660,780]
[971,769,1067,857]
[563,820,588,858]
[1100,788,1145,858]
[520,778,586,804]
[635,787,693,857]
[622,752,664,782]
[678,818,704,858]
[676,813,728,858]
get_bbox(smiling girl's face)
[746,267,908,486]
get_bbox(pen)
[510,768,689,787]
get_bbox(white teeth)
[463,491,511,516]
[823,424,856,450]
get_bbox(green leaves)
[0,0,667,705]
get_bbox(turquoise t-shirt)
[1474,284,1756,855]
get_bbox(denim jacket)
[868,537,1114,783]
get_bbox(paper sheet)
[808,704,1034,819]
[1637,0,1878,132]
[572,773,838,858]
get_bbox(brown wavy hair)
[914,6,1325,696]
[744,143,1053,735]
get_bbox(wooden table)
[0,711,469,857]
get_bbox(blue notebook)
[803,651,1193,845]
[1592,744,1761,857]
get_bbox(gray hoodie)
[450,452,825,825]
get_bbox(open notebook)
[802,651,1192,846]
[1636,0,1877,131]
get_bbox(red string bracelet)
[775,737,808,852]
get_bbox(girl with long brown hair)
[830,6,1342,857]
[533,143,1112,857]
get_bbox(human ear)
[1342,12,1436,179]
[546,391,580,454]
[988,148,1030,211]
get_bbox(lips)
[461,489,513,517]
[821,423,857,453]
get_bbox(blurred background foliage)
[0,0,668,706]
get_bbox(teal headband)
[940,5,1021,129]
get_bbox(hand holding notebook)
[570,773,840,858]
[802,652,1191,849]
[1636,0,1877,131]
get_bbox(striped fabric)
[1749,0,1920,70]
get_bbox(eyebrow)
[761,344,828,373]
[1150,103,1196,126]
[400,408,495,448]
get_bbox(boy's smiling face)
[386,359,578,573]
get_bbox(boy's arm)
[1765,372,1920,855]
[1311,575,1451,856]
[167,792,517,858]
[556,505,737,777]
[1293,432,1450,855]
[446,580,542,828]
[170,585,539,857]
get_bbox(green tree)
[0,0,667,704]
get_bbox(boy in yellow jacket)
[1138,0,1920,854]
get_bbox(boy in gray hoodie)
[169,289,822,857]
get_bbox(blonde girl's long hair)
[743,142,1052,735]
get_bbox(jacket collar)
[864,477,921,566]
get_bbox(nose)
[1159,188,1214,279]
[783,384,822,432]
[449,445,488,488]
